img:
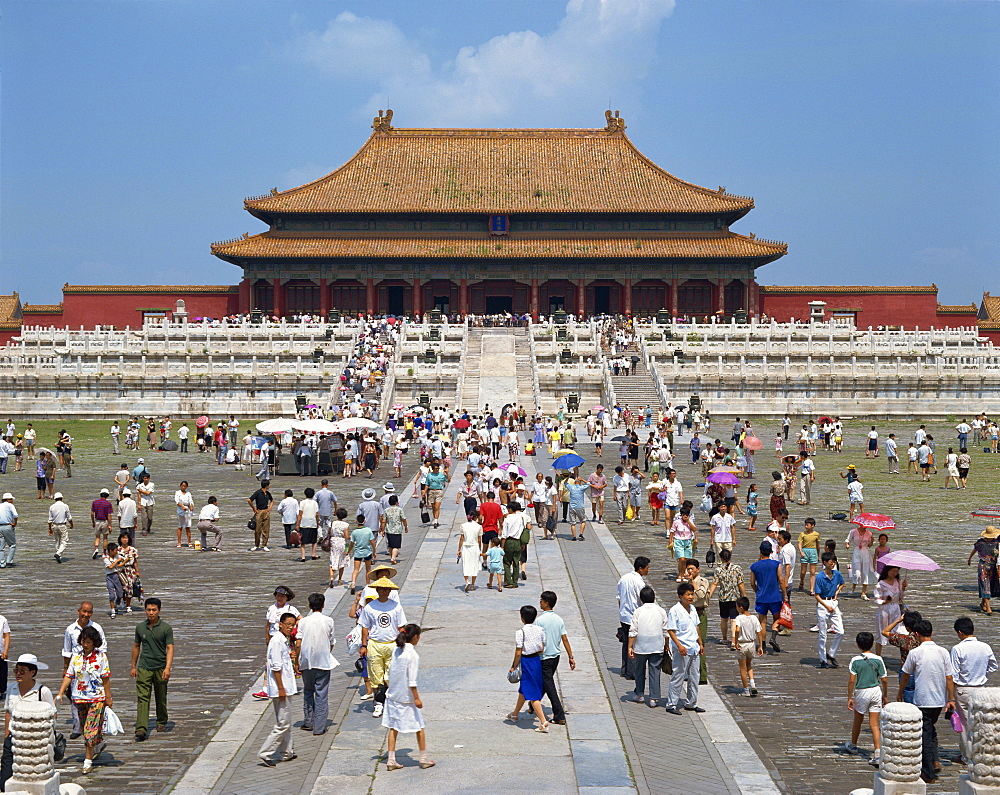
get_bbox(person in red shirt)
[478,492,504,568]
[90,488,115,560]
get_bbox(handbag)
[421,508,431,524]
[132,579,143,598]
[507,665,522,684]
[615,625,628,643]
[289,530,302,547]
[699,494,712,513]
[625,504,634,521]
[519,524,531,545]
[54,731,66,761]
[545,514,556,532]
[776,601,794,630]
[705,547,716,565]
[659,650,673,675]
[247,516,257,531]
[319,532,332,553]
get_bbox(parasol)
[195,415,210,428]
[971,506,1000,519]
[255,418,295,434]
[552,452,585,470]
[742,435,763,451]
[392,403,405,411]
[610,435,630,442]
[337,418,379,431]
[409,405,426,414]
[453,419,471,429]
[877,550,939,572]
[851,513,896,531]
[499,462,527,478]
[593,404,606,411]
[707,472,741,485]
[818,416,833,425]
[35,447,54,456]
[709,465,740,474]
[292,419,339,434]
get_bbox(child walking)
[841,631,887,767]
[746,484,758,530]
[486,536,504,592]
[384,624,434,771]
[732,597,764,696]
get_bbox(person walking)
[136,473,156,536]
[347,513,377,595]
[536,590,575,724]
[90,489,114,560]
[749,542,785,653]
[359,576,406,719]
[457,508,483,592]
[815,552,846,669]
[840,631,888,767]
[257,611,298,766]
[130,597,174,742]
[61,602,106,740]
[501,502,529,589]
[0,493,17,569]
[56,627,111,773]
[117,488,137,546]
[617,556,649,679]
[627,586,668,708]
[968,526,1000,614]
[295,488,321,562]
[296,592,338,736]
[174,481,195,549]
[506,605,550,732]
[708,548,746,644]
[247,480,274,552]
[665,582,704,715]
[847,523,877,600]
[383,624,434,770]
[797,452,815,505]
[951,616,998,764]
[897,619,956,784]
[47,492,73,564]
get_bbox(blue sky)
[2,0,997,305]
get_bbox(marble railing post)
[959,686,1000,795]
[875,701,924,795]
[6,699,64,795]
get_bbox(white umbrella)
[291,419,340,434]
[337,418,380,431]
[255,418,295,434]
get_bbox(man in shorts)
[749,542,785,653]
[424,461,448,528]
[841,631,888,767]
[710,502,736,552]
[587,465,607,523]
[90,488,114,560]
[732,596,763,696]
[565,476,590,542]
[661,469,683,528]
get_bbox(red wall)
[761,290,941,329]
[21,290,238,329]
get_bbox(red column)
[671,279,679,317]
[412,278,422,318]
[749,278,759,317]
[716,279,725,315]
[529,279,539,321]
[319,278,329,315]
[365,279,376,317]
[272,278,284,318]
[576,280,586,318]
[239,278,251,314]
[459,279,469,315]
[624,278,633,317]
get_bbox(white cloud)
[291,0,676,126]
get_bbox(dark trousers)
[541,656,565,722]
[503,540,521,587]
[135,667,169,732]
[620,622,634,676]
[919,707,942,781]
[180,439,188,452]
[0,735,11,792]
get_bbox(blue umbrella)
[552,452,586,470]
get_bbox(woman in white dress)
[383,624,434,771]
[873,565,905,655]
[457,509,484,592]
[845,525,877,599]
[944,447,961,489]
[327,508,351,588]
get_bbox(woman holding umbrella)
[873,565,906,655]
[967,525,1000,614]
[845,520,878,600]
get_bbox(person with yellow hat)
[358,576,406,719]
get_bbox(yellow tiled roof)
[936,303,978,314]
[212,232,786,261]
[0,293,22,329]
[21,304,63,313]
[244,126,754,216]
[980,292,1000,322]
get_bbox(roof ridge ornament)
[373,108,394,133]
[604,109,625,133]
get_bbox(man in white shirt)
[47,493,73,563]
[777,531,797,605]
[628,586,669,707]
[117,488,137,545]
[796,453,815,505]
[661,469,683,526]
[258,611,298,766]
[897,619,956,784]
[136,474,156,536]
[951,616,998,763]
[296,593,338,736]
[665,582,704,714]
[884,433,899,474]
[613,466,631,524]
[617,556,649,680]
[710,503,736,552]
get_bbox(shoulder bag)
[507,665,522,684]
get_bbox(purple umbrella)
[499,462,527,478]
[877,550,940,572]
[706,472,741,485]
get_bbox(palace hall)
[211,110,788,320]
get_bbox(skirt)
[875,602,901,638]
[851,548,877,585]
[649,492,663,510]
[300,526,319,545]
[518,655,544,702]
[461,545,481,577]
[328,536,348,569]
[382,698,424,733]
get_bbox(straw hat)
[369,576,399,591]
[983,526,1000,539]
[368,564,398,581]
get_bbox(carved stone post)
[959,686,1000,795]
[6,699,60,795]
[875,701,925,795]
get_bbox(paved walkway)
[173,443,781,794]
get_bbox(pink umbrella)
[851,513,896,531]
[195,415,210,428]
[877,550,940,572]
[742,435,763,451]
[707,471,741,485]
[499,462,527,478]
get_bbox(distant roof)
[980,292,1000,322]
[212,232,786,263]
[62,284,238,294]
[760,285,937,295]
[21,303,63,314]
[0,293,22,330]
[936,303,978,314]
[243,111,754,218]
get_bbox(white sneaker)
[373,703,384,718]
[809,625,819,632]
[248,546,259,552]
[837,741,859,755]
[109,610,116,619]
[82,759,93,773]
[261,546,270,552]
[359,692,374,701]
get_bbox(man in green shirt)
[424,461,449,528]
[131,597,174,741]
